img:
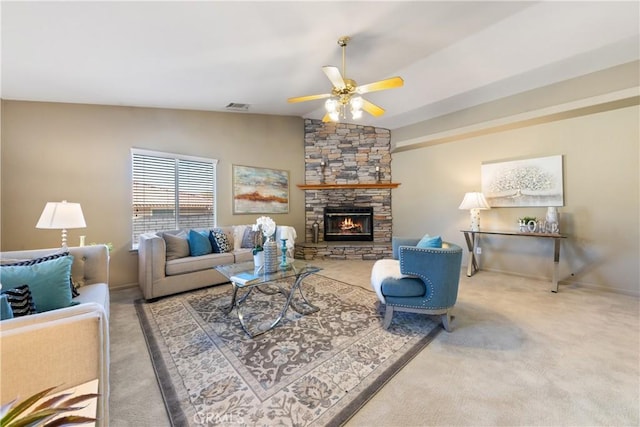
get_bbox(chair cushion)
[381,277,426,298]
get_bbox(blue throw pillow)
[188,229,212,256]
[209,230,221,253]
[416,234,442,248]
[0,255,75,312]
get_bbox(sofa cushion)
[0,255,76,312]
[165,252,235,276]
[1,284,37,317]
[188,229,213,256]
[73,283,110,318]
[233,248,253,263]
[164,231,190,260]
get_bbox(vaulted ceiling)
[2,1,638,130]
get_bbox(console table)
[461,230,568,293]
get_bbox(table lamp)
[36,200,86,250]
[458,192,490,231]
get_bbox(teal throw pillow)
[0,255,76,312]
[0,294,14,320]
[417,234,442,248]
[188,229,212,256]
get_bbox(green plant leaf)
[1,388,97,427]
[45,415,97,427]
[1,386,58,425]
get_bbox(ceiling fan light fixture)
[325,98,339,113]
[291,36,403,122]
[350,96,363,110]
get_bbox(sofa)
[138,224,296,300]
[0,245,110,426]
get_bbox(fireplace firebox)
[324,207,374,242]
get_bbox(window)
[131,148,217,247]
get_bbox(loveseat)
[137,224,296,300]
[0,245,110,426]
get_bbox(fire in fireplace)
[324,207,373,241]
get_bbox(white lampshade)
[458,192,490,210]
[36,200,86,249]
[458,192,490,231]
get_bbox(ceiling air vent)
[225,103,250,111]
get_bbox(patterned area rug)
[135,274,441,426]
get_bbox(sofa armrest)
[0,303,109,426]
[138,233,167,299]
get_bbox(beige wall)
[1,101,305,287]
[2,99,639,296]
[391,104,639,296]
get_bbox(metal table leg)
[229,268,319,338]
[551,237,561,293]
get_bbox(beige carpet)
[109,260,640,426]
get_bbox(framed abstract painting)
[232,165,289,214]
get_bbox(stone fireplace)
[295,119,397,260]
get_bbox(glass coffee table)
[215,260,321,338]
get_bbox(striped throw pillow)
[1,284,37,316]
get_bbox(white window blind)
[131,149,217,247]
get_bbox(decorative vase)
[253,251,264,271]
[312,220,319,243]
[263,239,278,274]
[545,207,560,233]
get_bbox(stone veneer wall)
[297,119,393,260]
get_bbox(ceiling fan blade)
[356,76,404,94]
[362,98,386,117]
[322,66,346,90]
[287,93,331,103]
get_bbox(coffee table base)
[224,268,319,338]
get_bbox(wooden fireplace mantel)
[297,183,401,190]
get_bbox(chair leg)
[383,305,394,329]
[441,309,453,332]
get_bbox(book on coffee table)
[230,271,261,285]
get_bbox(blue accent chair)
[371,237,463,331]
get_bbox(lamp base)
[469,209,481,232]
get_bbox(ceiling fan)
[287,36,404,123]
